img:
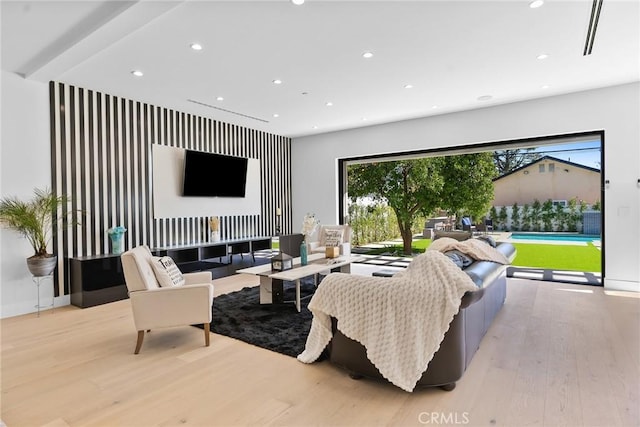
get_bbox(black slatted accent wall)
[50,82,292,296]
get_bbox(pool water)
[510,233,600,242]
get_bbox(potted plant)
[0,187,73,276]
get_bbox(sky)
[532,140,601,170]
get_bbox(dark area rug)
[196,279,317,357]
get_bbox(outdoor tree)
[521,203,531,231]
[511,203,521,231]
[498,206,508,230]
[438,153,497,220]
[489,206,498,226]
[541,199,555,231]
[493,148,541,175]
[348,153,495,254]
[530,199,542,231]
[348,158,445,254]
[554,203,566,231]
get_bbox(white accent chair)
[120,245,214,354]
[307,225,352,256]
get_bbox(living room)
[1,1,639,426]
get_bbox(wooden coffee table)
[237,253,360,312]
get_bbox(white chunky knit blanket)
[427,237,510,264]
[297,250,479,392]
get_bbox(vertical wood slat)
[50,82,291,296]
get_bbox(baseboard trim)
[604,278,640,292]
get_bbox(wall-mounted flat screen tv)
[182,150,248,197]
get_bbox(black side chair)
[484,219,494,234]
[461,217,476,233]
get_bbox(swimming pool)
[510,233,600,242]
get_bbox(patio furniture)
[461,217,476,233]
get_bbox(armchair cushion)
[151,256,185,287]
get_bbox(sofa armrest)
[460,288,485,309]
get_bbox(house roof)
[493,155,601,182]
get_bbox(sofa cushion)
[151,256,185,287]
[475,235,497,247]
[444,250,474,268]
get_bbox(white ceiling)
[2,0,639,138]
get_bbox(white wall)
[291,83,640,292]
[1,71,70,317]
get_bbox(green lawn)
[511,242,601,272]
[357,238,602,273]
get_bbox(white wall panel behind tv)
[152,144,261,218]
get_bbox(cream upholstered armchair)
[307,225,352,256]
[120,245,214,354]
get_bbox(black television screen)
[182,150,248,197]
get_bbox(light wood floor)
[1,269,639,427]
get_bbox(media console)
[68,236,273,308]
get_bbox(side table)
[32,274,54,317]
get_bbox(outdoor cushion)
[433,230,472,241]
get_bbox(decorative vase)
[211,231,220,242]
[108,229,126,254]
[300,240,308,266]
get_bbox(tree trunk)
[395,210,415,255]
[401,228,413,255]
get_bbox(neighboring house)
[492,156,600,207]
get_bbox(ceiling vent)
[187,99,269,123]
[583,0,604,55]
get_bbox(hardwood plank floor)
[1,271,638,427]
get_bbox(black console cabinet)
[69,254,128,308]
[68,236,273,308]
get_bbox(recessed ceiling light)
[216,96,224,101]
[325,102,333,107]
[131,70,143,77]
[477,95,493,101]
[361,117,367,121]
[432,105,439,109]
[362,51,374,59]
[537,53,549,60]
[291,0,305,5]
[529,0,544,8]
[190,43,203,51]
[541,85,550,89]
[312,125,318,129]
[273,113,279,118]
[273,79,282,85]
[404,84,413,89]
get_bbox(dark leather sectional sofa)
[326,241,517,391]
